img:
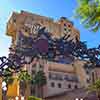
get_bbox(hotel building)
[6,11,94,98]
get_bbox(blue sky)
[0,0,100,56]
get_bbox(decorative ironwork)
[1,27,100,76]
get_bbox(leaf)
[75,0,100,32]
[87,79,100,93]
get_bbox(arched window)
[51,82,55,87]
[68,84,71,89]
[92,72,95,83]
[58,83,62,88]
[74,85,78,89]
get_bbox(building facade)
[6,11,92,98]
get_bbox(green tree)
[28,96,42,100]
[75,0,100,32]
[88,79,100,99]
[18,70,32,98]
[33,71,47,98]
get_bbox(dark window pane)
[87,78,90,83]
[68,84,71,89]
[68,24,71,27]
[31,87,35,95]
[51,82,55,87]
[64,28,67,31]
[13,18,16,23]
[32,64,36,68]
[64,23,66,26]
[31,70,35,75]
[74,85,78,89]
[58,83,61,88]
[86,70,89,74]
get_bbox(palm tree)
[18,70,32,99]
[33,70,47,98]
[75,0,100,32]
[88,79,100,100]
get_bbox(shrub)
[28,96,42,100]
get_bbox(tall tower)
[6,11,80,48]
[6,11,83,97]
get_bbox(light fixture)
[2,86,7,91]
[21,96,24,100]
[15,96,19,100]
[2,81,6,88]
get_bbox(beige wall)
[24,59,81,97]
[6,11,93,98]
[23,59,89,97]
[73,60,89,87]
[6,11,80,45]
[90,68,100,83]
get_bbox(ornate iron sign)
[1,27,100,76]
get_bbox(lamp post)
[15,96,19,100]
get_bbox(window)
[51,82,55,87]
[92,72,95,83]
[64,75,68,80]
[32,64,36,68]
[86,70,89,74]
[49,73,56,80]
[68,84,71,89]
[87,78,90,83]
[40,64,43,68]
[32,18,34,21]
[64,74,78,82]
[25,29,28,32]
[31,70,35,75]
[58,83,61,88]
[68,29,71,32]
[64,23,66,26]
[68,24,71,27]
[13,17,16,23]
[31,87,35,95]
[74,85,78,89]
[49,72,63,80]
[64,28,67,31]
[56,74,63,80]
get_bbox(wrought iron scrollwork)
[1,27,100,76]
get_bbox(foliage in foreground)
[28,96,42,100]
[88,79,100,99]
[88,79,100,93]
[75,0,100,32]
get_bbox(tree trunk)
[41,86,44,99]
[35,85,38,97]
[38,85,41,98]
[25,85,27,100]
[98,94,100,100]
[25,83,30,100]
[39,85,44,98]
[97,92,100,100]
[2,91,7,100]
